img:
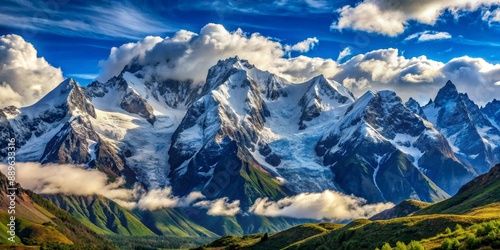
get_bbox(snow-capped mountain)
[316,90,473,202]
[423,81,500,174]
[0,79,135,181]
[1,57,497,208]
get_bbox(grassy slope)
[202,223,342,250]
[131,208,219,237]
[46,194,155,236]
[0,172,116,249]
[46,194,220,238]
[370,200,432,220]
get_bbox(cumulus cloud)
[249,190,393,221]
[195,198,241,216]
[0,34,64,108]
[0,162,204,211]
[96,23,500,105]
[97,36,163,82]
[332,0,500,36]
[333,48,500,105]
[337,47,352,62]
[97,24,334,84]
[404,31,452,42]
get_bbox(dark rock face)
[120,89,156,125]
[156,79,201,108]
[298,75,353,129]
[66,80,97,119]
[41,116,98,164]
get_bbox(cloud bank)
[97,23,500,105]
[249,190,394,221]
[332,0,500,36]
[333,48,500,105]
[97,23,332,84]
[0,34,64,108]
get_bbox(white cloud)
[0,162,204,211]
[285,37,319,53]
[0,34,64,108]
[405,31,452,42]
[482,8,500,25]
[97,36,163,82]
[337,47,352,62]
[249,190,393,221]
[333,48,500,105]
[195,198,241,216]
[97,24,336,84]
[332,0,500,36]
[137,187,204,211]
[0,162,134,202]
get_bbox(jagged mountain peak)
[405,97,427,119]
[307,74,355,100]
[22,78,96,119]
[297,75,355,129]
[423,81,500,174]
[434,80,459,106]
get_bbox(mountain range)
[1,56,499,243]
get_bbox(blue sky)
[1,0,500,106]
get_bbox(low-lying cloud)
[249,190,394,221]
[195,198,241,216]
[0,163,399,221]
[136,187,204,211]
[0,162,212,212]
[0,34,64,108]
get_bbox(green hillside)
[47,194,155,236]
[370,200,432,220]
[0,172,116,249]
